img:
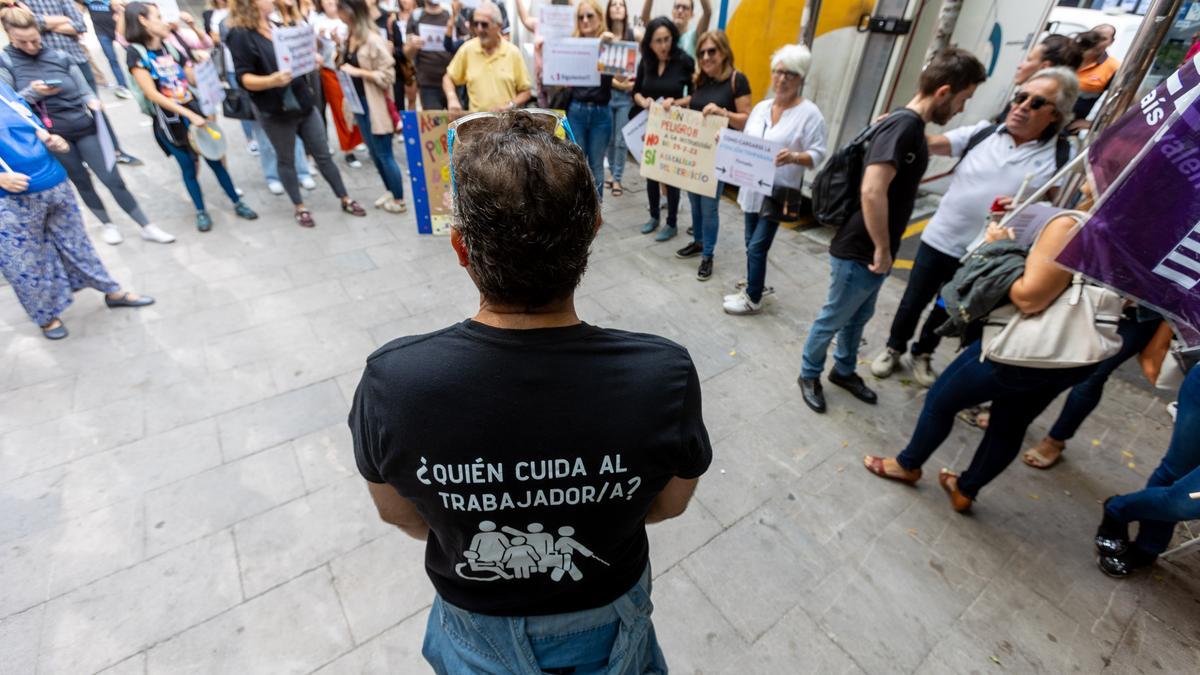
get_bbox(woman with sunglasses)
[672,29,749,281]
[631,16,692,240]
[562,0,616,203]
[227,0,367,227]
[603,0,634,198]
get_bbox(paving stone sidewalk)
[2,98,1198,674]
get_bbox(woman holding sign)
[603,0,634,198]
[724,44,825,315]
[631,16,693,241]
[564,0,615,203]
[674,29,749,282]
[227,0,366,227]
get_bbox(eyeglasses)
[1012,91,1055,111]
[471,20,492,29]
[771,69,800,79]
[698,47,719,58]
[578,12,598,20]
[447,109,577,196]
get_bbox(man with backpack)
[799,48,986,414]
[871,67,1079,387]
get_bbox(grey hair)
[1025,66,1080,132]
[474,0,501,24]
[770,43,812,80]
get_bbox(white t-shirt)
[737,98,828,214]
[921,120,1061,258]
[310,12,348,69]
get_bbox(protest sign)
[272,24,317,77]
[151,0,180,24]
[640,104,728,197]
[538,5,574,40]
[622,108,647,165]
[402,110,453,235]
[337,69,364,115]
[598,40,638,79]
[418,23,446,52]
[193,59,225,117]
[714,129,782,195]
[544,38,602,87]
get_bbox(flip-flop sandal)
[1022,442,1064,470]
[863,455,921,485]
[295,210,316,228]
[938,469,973,513]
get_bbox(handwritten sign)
[622,108,647,165]
[714,129,782,195]
[151,0,180,24]
[272,24,317,77]
[193,59,225,117]
[401,110,453,235]
[337,69,363,115]
[641,104,728,197]
[544,38,601,87]
[538,5,574,41]
[418,23,446,52]
[598,40,638,79]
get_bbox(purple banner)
[1087,56,1200,194]
[1059,95,1200,346]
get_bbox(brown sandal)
[295,210,315,228]
[863,455,922,485]
[341,199,367,217]
[1022,437,1065,469]
[938,469,973,513]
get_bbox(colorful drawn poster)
[598,40,638,79]
[640,104,727,197]
[402,110,453,235]
[418,23,446,52]
[538,5,574,41]
[621,108,647,165]
[544,38,602,87]
[714,129,782,195]
[272,24,317,77]
[193,59,225,117]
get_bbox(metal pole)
[800,0,824,48]
[922,0,964,66]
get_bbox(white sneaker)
[235,186,244,197]
[1167,401,1177,421]
[731,279,774,297]
[907,353,938,388]
[382,199,407,214]
[871,349,900,378]
[268,180,285,195]
[139,224,176,244]
[723,290,762,315]
[374,193,391,208]
[300,176,317,190]
[101,224,123,245]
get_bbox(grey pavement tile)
[266,312,378,392]
[144,443,307,557]
[311,607,431,675]
[335,367,365,410]
[139,362,280,436]
[97,652,146,675]
[0,377,76,434]
[246,278,354,325]
[216,380,348,462]
[72,347,207,412]
[0,397,146,481]
[146,567,354,674]
[191,269,297,309]
[650,567,749,674]
[648,498,724,577]
[0,604,42,675]
[37,531,242,674]
[741,605,864,675]
[328,531,433,643]
[366,305,471,349]
[202,316,317,372]
[1104,609,1200,674]
[284,250,378,287]
[291,423,357,492]
[0,465,69,545]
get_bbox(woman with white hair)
[723,43,826,315]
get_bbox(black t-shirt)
[688,71,750,113]
[350,320,712,617]
[631,51,694,105]
[571,74,613,105]
[227,25,316,116]
[84,0,117,39]
[408,10,467,89]
[829,109,928,265]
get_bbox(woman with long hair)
[565,0,615,203]
[227,0,366,227]
[312,0,364,165]
[603,0,634,198]
[337,0,406,213]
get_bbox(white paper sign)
[544,38,601,87]
[194,59,225,116]
[272,24,317,77]
[715,129,783,195]
[151,0,181,24]
[337,69,364,115]
[418,23,446,52]
[622,108,647,165]
[538,5,574,41]
[458,0,481,8]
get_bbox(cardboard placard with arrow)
[714,128,783,196]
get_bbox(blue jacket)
[0,81,66,195]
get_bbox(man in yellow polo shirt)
[443,1,532,114]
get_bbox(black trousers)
[886,242,960,356]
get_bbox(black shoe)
[827,370,878,404]
[115,152,143,166]
[1095,497,1130,556]
[675,242,703,258]
[1098,547,1156,578]
[696,257,713,281]
[798,377,826,413]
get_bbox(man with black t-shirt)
[798,48,986,414]
[349,111,711,672]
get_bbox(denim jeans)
[645,179,680,227]
[688,183,722,258]
[896,340,1098,498]
[354,112,405,201]
[157,129,240,211]
[567,100,613,203]
[1047,315,1162,442]
[885,242,959,356]
[606,90,633,183]
[422,565,667,675]
[1107,368,1200,555]
[743,212,780,303]
[97,34,128,89]
[800,256,888,380]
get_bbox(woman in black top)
[227,0,366,227]
[631,16,693,241]
[674,29,750,281]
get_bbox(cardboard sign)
[714,129,782,195]
[641,104,728,197]
[622,108,647,165]
[598,40,638,79]
[401,110,453,235]
[544,38,601,87]
[272,24,317,77]
[337,69,364,115]
[538,5,574,41]
[151,0,180,24]
[418,23,446,52]
[193,59,225,117]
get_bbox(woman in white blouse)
[724,44,827,315]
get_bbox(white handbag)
[981,274,1125,369]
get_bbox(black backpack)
[957,123,1072,171]
[811,109,919,228]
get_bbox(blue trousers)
[353,112,405,201]
[97,34,128,89]
[157,129,240,212]
[567,100,613,203]
[743,212,780,303]
[1107,367,1200,555]
[688,183,723,258]
[800,256,887,380]
[606,91,633,183]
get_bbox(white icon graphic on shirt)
[456,521,610,582]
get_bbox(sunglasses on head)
[698,47,719,58]
[447,109,577,196]
[1012,91,1055,111]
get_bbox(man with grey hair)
[443,0,531,114]
[872,67,1079,386]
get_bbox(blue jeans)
[800,256,887,380]
[743,212,780,303]
[606,90,633,183]
[250,116,312,185]
[157,129,240,212]
[688,183,722,258]
[97,34,128,89]
[422,565,666,675]
[567,100,613,203]
[1107,367,1200,555]
[1048,316,1162,441]
[897,340,1097,498]
[354,112,405,201]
